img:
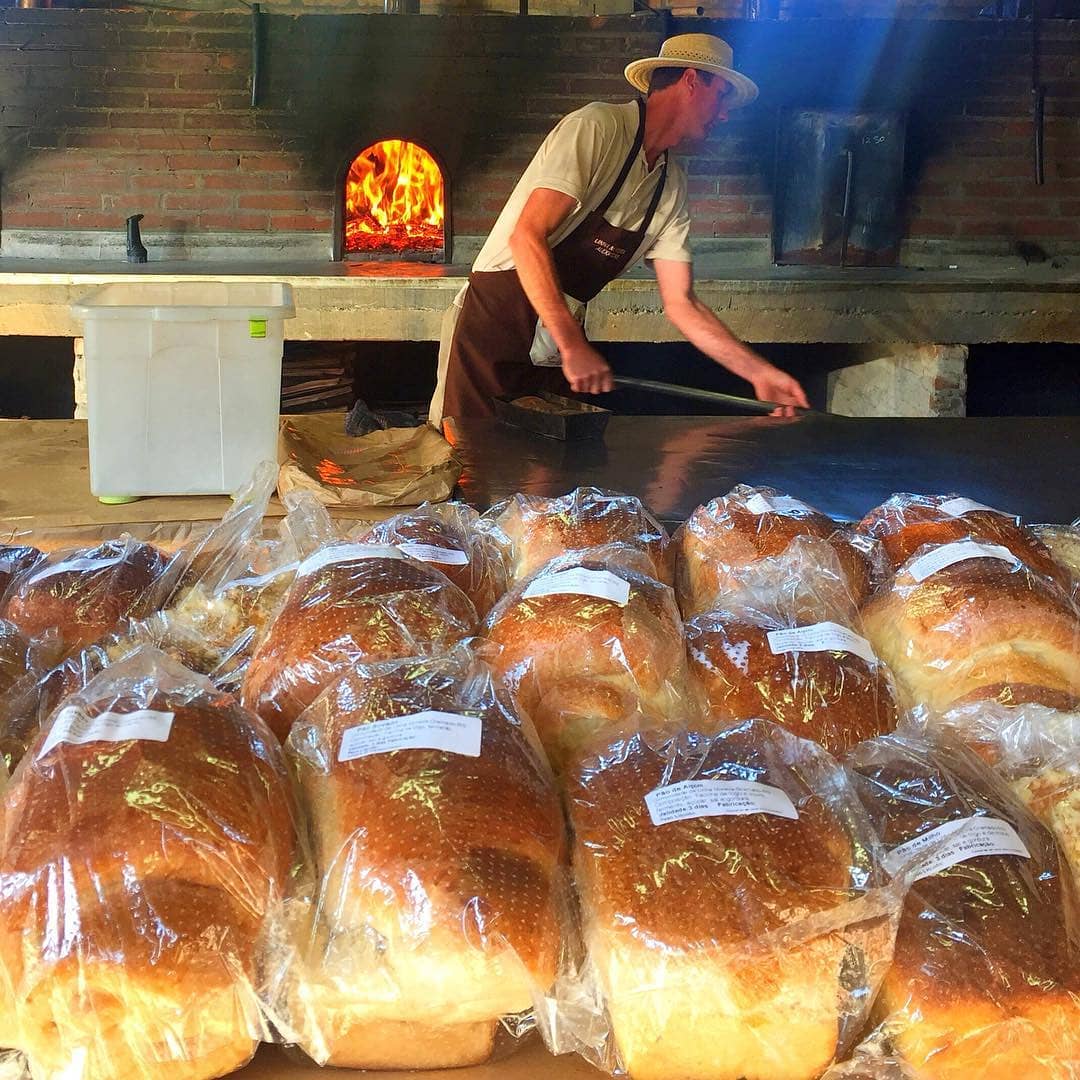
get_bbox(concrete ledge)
[1,259,1077,344]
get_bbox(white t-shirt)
[473,100,693,272]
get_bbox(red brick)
[142,52,214,74]
[75,89,146,109]
[64,131,127,149]
[147,91,226,110]
[238,193,310,210]
[63,172,128,193]
[166,152,240,171]
[135,133,210,150]
[202,173,254,190]
[68,211,117,228]
[178,73,249,92]
[906,218,960,237]
[131,173,199,191]
[31,192,102,210]
[238,153,303,173]
[208,135,281,152]
[109,111,184,129]
[162,191,232,211]
[1013,218,1080,237]
[269,213,333,231]
[215,52,243,73]
[0,209,65,227]
[181,112,256,132]
[104,71,177,89]
[197,211,269,230]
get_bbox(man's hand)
[562,342,614,395]
[750,365,810,417]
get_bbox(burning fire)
[344,139,445,256]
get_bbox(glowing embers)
[343,139,445,258]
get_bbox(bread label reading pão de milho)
[39,707,175,758]
[884,816,1031,881]
[339,711,483,762]
[645,778,799,827]
[523,567,630,606]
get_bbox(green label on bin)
[249,318,267,339]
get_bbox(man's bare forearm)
[508,228,587,353]
[664,294,764,380]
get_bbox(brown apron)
[442,99,668,420]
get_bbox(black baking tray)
[493,392,611,441]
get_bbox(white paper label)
[645,778,799,827]
[885,816,1031,880]
[938,497,1001,518]
[39,706,174,758]
[907,540,1019,583]
[767,621,879,666]
[398,542,469,566]
[25,556,121,586]
[522,567,631,606]
[338,710,482,762]
[849,534,876,554]
[298,543,405,577]
[744,492,811,517]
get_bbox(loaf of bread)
[0,646,297,1080]
[565,719,891,1080]
[356,502,510,617]
[281,648,565,1069]
[484,546,692,769]
[856,493,1070,591]
[686,609,898,753]
[0,540,170,663]
[0,547,41,604]
[0,620,39,774]
[491,487,673,585]
[861,545,1080,716]
[242,542,477,741]
[676,486,873,619]
[1033,523,1080,589]
[849,733,1080,1080]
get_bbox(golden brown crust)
[850,736,1080,1077]
[0,541,169,659]
[242,551,477,741]
[857,497,1069,590]
[567,726,860,952]
[495,489,672,586]
[686,613,897,753]
[677,497,871,618]
[359,510,508,617]
[861,560,1080,715]
[0,678,296,1080]
[484,563,689,767]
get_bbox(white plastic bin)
[73,282,295,498]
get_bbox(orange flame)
[344,139,445,256]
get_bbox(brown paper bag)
[276,414,462,508]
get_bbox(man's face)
[686,73,733,143]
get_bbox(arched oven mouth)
[334,137,451,263]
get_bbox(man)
[429,33,809,427]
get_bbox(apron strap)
[638,151,668,243]
[592,98,648,220]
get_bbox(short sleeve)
[644,197,692,264]
[529,112,614,209]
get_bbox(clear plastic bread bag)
[686,598,900,756]
[845,732,1080,1080]
[350,500,511,617]
[675,484,882,620]
[159,461,299,693]
[482,542,698,771]
[1032,521,1080,593]
[0,534,181,668]
[0,645,301,1080]
[271,644,568,1071]
[486,486,673,585]
[542,717,901,1080]
[861,538,1080,720]
[242,491,478,743]
[854,492,1071,592]
[913,699,1080,892]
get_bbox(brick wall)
[0,9,1077,254]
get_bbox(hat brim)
[623,57,759,108]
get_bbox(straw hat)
[624,33,759,108]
